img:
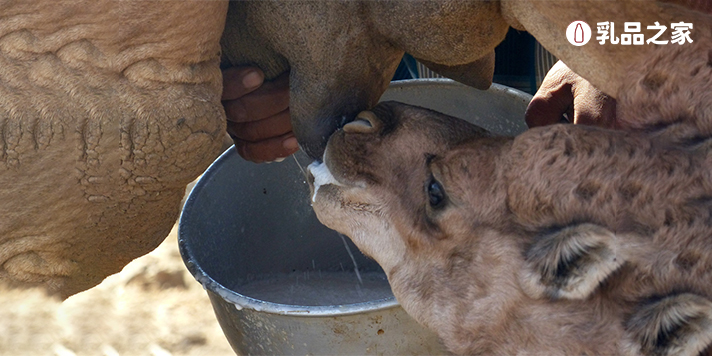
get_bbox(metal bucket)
[179,79,531,355]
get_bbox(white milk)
[308,161,342,202]
[235,271,393,306]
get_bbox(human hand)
[525,61,619,129]
[222,67,298,163]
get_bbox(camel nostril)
[343,118,372,132]
[343,111,378,133]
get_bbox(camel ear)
[626,293,712,356]
[519,223,624,300]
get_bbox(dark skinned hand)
[525,61,619,129]
[222,67,298,163]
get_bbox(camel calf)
[310,101,712,355]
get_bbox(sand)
[0,223,234,356]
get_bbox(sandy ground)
[0,222,235,356]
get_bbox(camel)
[310,101,712,355]
[1,0,709,298]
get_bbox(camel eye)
[427,178,446,208]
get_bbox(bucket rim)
[382,78,532,103]
[178,147,402,317]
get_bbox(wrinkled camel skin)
[311,102,712,355]
[0,1,228,297]
[2,0,710,297]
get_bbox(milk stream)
[339,233,363,284]
[232,158,382,307]
[304,161,363,284]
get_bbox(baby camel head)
[310,102,496,271]
[309,102,712,356]
[308,102,521,332]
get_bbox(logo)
[596,21,693,45]
[567,21,592,46]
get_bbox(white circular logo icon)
[566,21,592,46]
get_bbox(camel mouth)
[307,161,343,203]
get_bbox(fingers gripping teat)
[308,161,342,203]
